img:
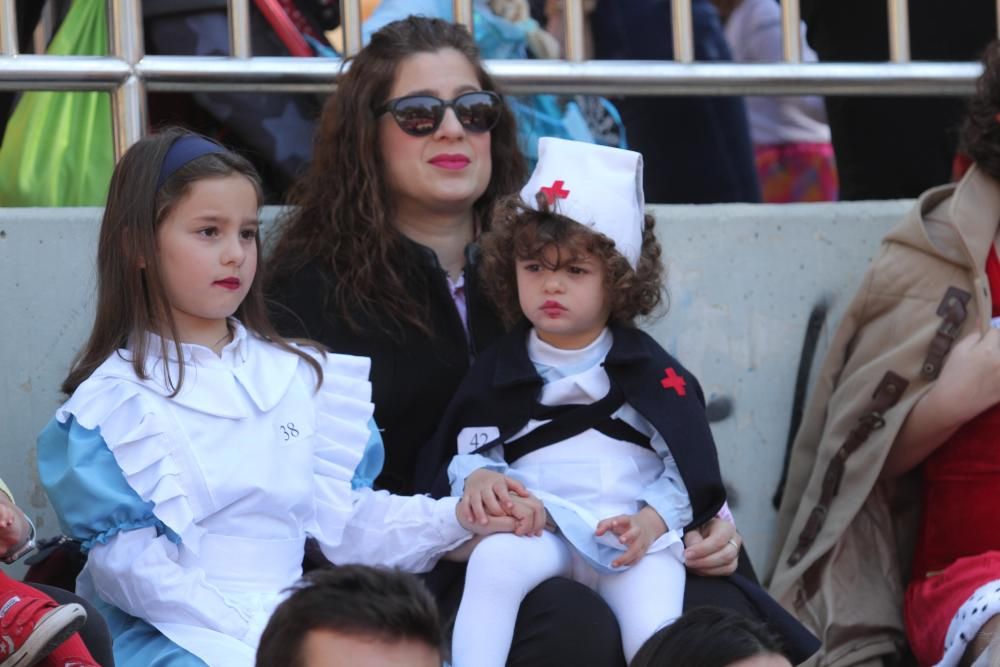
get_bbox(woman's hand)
[683,518,740,576]
[596,506,667,568]
[0,493,30,557]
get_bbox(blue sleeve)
[638,433,694,532]
[350,418,385,490]
[447,451,510,497]
[37,416,174,552]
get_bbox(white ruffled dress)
[37,323,470,667]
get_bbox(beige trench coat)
[768,165,1000,667]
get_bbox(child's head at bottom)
[630,606,792,667]
[479,138,664,349]
[256,565,444,667]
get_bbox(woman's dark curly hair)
[479,194,665,328]
[267,16,526,336]
[960,41,1000,181]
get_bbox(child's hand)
[595,506,667,568]
[460,469,532,525]
[456,506,517,535]
[506,494,546,537]
[0,494,29,556]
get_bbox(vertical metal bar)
[996,0,1000,40]
[33,0,55,54]
[887,0,910,63]
[452,0,473,33]
[108,0,146,159]
[780,0,801,63]
[671,0,694,63]
[563,0,586,62]
[341,0,363,56]
[0,0,18,56]
[228,0,251,58]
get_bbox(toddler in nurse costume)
[36,128,525,667]
[443,137,728,665]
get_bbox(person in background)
[0,477,101,667]
[630,606,793,667]
[256,565,444,667]
[581,0,762,204]
[799,0,995,200]
[712,0,838,203]
[770,40,1000,667]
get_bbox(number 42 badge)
[457,426,501,455]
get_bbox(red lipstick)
[429,154,470,170]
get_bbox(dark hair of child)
[478,193,665,329]
[255,565,444,667]
[62,127,324,397]
[629,605,788,667]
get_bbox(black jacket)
[415,322,727,533]
[268,240,506,495]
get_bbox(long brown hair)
[63,127,324,396]
[267,16,527,334]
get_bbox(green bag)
[0,0,113,206]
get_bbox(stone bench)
[0,201,910,575]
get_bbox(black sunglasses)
[375,91,503,137]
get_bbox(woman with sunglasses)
[267,15,750,666]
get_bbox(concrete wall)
[0,201,911,577]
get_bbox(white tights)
[450,531,685,666]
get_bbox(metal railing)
[0,0,993,159]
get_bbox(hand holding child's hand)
[459,469,529,525]
[506,494,546,537]
[457,469,546,537]
[595,506,667,568]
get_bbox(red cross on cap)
[660,367,687,396]
[540,179,570,205]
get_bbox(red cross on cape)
[660,367,687,396]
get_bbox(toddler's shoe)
[0,593,87,667]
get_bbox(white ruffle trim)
[57,380,207,555]
[309,353,376,547]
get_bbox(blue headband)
[156,135,228,190]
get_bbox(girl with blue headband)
[35,127,536,667]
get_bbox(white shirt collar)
[138,319,249,368]
[117,320,300,416]
[527,327,613,374]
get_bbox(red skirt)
[905,551,1000,665]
